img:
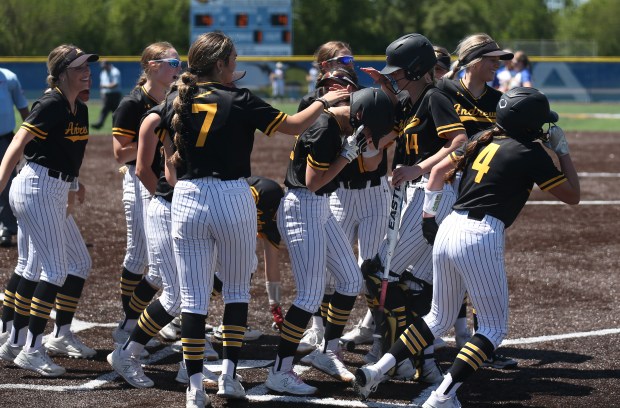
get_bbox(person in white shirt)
[92,60,122,129]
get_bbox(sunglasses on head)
[150,58,181,68]
[323,55,354,65]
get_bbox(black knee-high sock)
[127,300,174,347]
[472,307,479,331]
[125,278,159,321]
[438,334,495,396]
[458,301,467,319]
[319,293,332,326]
[28,281,61,347]
[276,305,312,365]
[11,277,37,345]
[389,316,436,363]
[221,302,248,378]
[1,273,21,332]
[120,267,142,314]
[181,312,206,378]
[54,275,85,334]
[323,292,356,344]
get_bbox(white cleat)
[392,358,416,380]
[340,323,374,346]
[0,330,9,345]
[354,365,384,401]
[419,360,444,384]
[265,368,317,395]
[216,373,246,399]
[204,335,219,361]
[186,385,211,408]
[45,332,96,359]
[300,348,320,364]
[421,390,462,408]
[411,385,440,407]
[14,348,66,377]
[160,316,182,341]
[311,349,355,382]
[175,359,219,386]
[113,325,160,349]
[297,327,324,354]
[107,347,154,388]
[0,342,23,363]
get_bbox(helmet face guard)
[496,87,558,140]
[349,88,395,147]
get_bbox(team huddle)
[0,30,579,408]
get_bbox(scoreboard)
[190,0,293,56]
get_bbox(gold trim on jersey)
[459,115,496,123]
[436,122,465,137]
[539,174,567,191]
[264,112,287,136]
[112,127,136,139]
[459,79,488,101]
[21,123,47,139]
[141,86,160,106]
[307,154,329,171]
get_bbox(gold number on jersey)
[406,133,419,155]
[192,103,217,147]
[471,143,500,183]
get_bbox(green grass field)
[13,99,620,134]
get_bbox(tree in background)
[557,0,620,56]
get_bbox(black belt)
[340,177,381,190]
[467,210,486,221]
[48,169,75,182]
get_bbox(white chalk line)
[1,326,618,402]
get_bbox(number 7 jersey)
[175,82,287,181]
[452,134,567,228]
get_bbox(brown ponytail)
[445,126,504,183]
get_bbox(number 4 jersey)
[451,134,567,228]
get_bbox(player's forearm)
[305,157,348,193]
[0,130,32,193]
[113,141,138,164]
[558,154,580,204]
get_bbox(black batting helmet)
[380,33,437,81]
[496,87,558,139]
[350,88,395,146]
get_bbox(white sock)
[189,372,204,391]
[24,330,43,352]
[273,355,294,373]
[221,358,235,377]
[436,372,461,397]
[361,309,374,329]
[311,316,324,330]
[374,352,397,375]
[122,340,145,358]
[54,323,71,338]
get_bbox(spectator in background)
[92,59,122,129]
[306,63,319,93]
[0,67,29,247]
[508,50,533,89]
[495,49,514,92]
[270,62,286,99]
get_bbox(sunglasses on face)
[150,58,181,68]
[323,55,354,65]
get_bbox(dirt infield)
[0,131,618,407]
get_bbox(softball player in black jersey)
[0,45,98,377]
[355,88,580,407]
[111,42,181,347]
[265,88,392,395]
[437,34,516,366]
[247,176,286,330]
[166,32,347,408]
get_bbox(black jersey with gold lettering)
[113,86,160,166]
[247,176,284,247]
[400,86,465,168]
[284,111,343,195]
[452,134,566,228]
[22,88,89,177]
[175,82,286,181]
[437,78,502,137]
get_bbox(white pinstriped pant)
[9,162,72,286]
[329,177,391,264]
[376,177,456,284]
[423,210,509,348]
[172,178,256,315]
[145,196,181,316]
[278,188,363,313]
[14,216,91,282]
[121,165,161,287]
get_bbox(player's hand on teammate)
[340,134,360,162]
[321,88,350,107]
[543,126,570,156]
[421,216,439,245]
[391,164,422,186]
[360,67,384,85]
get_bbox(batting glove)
[544,126,570,156]
[421,217,439,245]
[340,135,360,162]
